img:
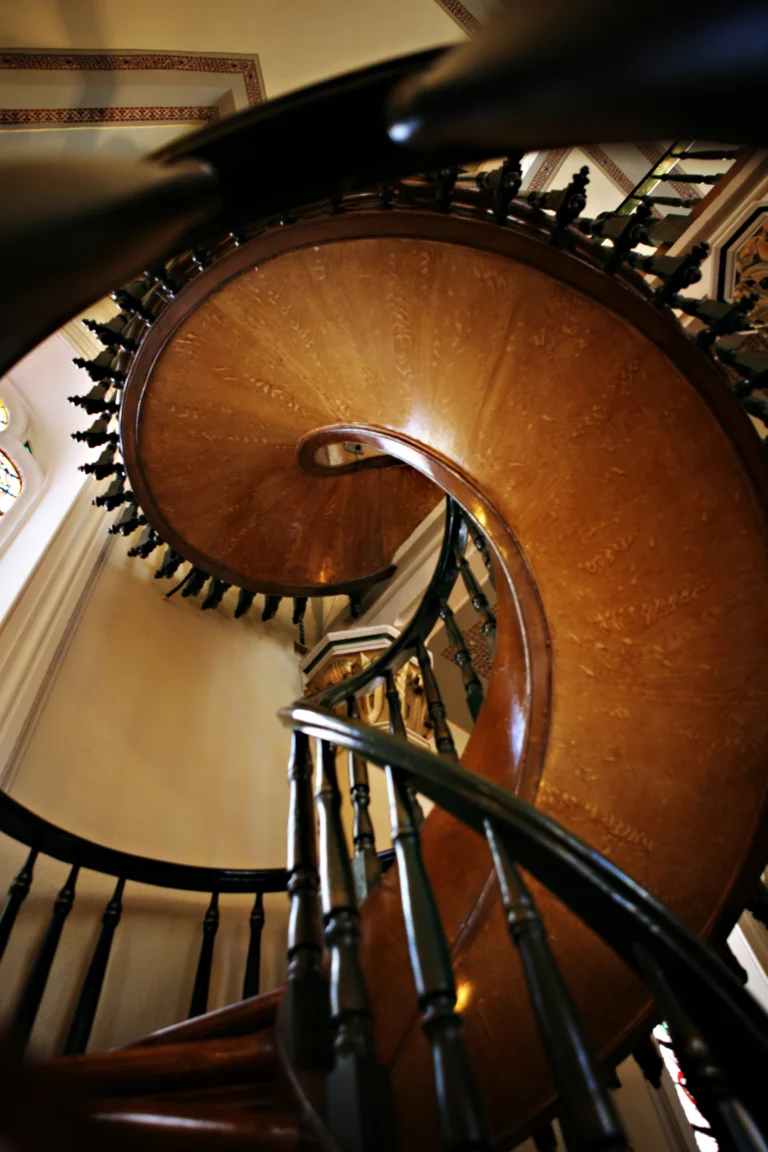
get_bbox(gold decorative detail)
[305,651,430,743]
[733,216,768,330]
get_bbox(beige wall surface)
[0,541,304,1053]
[0,0,463,100]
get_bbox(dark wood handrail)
[281,701,768,1134]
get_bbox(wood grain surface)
[122,210,768,1146]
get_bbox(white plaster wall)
[0,334,91,626]
[0,539,303,1054]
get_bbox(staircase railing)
[0,790,289,1053]
[278,498,768,1152]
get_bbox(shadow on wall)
[0,537,304,1052]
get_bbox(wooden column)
[316,739,395,1151]
[282,731,330,1070]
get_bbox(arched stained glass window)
[0,449,22,517]
[0,399,8,432]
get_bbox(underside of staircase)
[3,10,768,1152]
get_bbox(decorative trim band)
[0,105,219,128]
[434,0,481,33]
[583,145,635,194]
[0,49,264,105]
[528,147,568,192]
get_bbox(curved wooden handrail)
[281,702,768,1128]
[113,195,768,1147]
[0,788,287,894]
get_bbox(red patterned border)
[0,105,218,127]
[0,50,263,105]
[583,145,635,194]
[528,147,568,192]
[435,1,481,33]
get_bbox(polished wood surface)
[124,208,768,1145]
[122,267,441,593]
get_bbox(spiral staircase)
[3,9,768,1152]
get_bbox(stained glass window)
[653,1022,719,1152]
[0,449,22,517]
[0,399,8,432]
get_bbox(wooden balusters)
[463,516,494,589]
[633,243,709,307]
[234,588,256,618]
[188,892,219,1018]
[242,891,264,999]
[439,599,484,722]
[154,547,184,580]
[485,822,626,1151]
[71,416,118,448]
[0,848,37,965]
[64,877,125,1055]
[415,638,458,761]
[83,315,137,352]
[384,731,488,1149]
[79,443,122,480]
[455,549,496,655]
[634,945,765,1152]
[282,731,330,1069]
[201,578,230,610]
[346,697,381,902]
[262,594,281,621]
[315,739,395,1150]
[384,670,424,825]
[127,526,162,559]
[180,568,210,600]
[12,864,79,1046]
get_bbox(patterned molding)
[0,105,219,127]
[0,50,264,105]
[434,1,481,33]
[528,147,568,192]
[583,145,635,194]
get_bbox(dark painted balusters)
[455,549,496,655]
[347,697,381,902]
[384,732,488,1149]
[0,848,37,965]
[464,515,494,589]
[283,731,330,1069]
[439,599,484,722]
[12,864,79,1046]
[634,945,764,1152]
[415,638,458,760]
[64,877,125,1055]
[242,891,264,999]
[188,892,219,1018]
[315,739,395,1151]
[485,822,626,1151]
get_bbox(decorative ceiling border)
[583,145,635,194]
[434,1,481,34]
[0,105,219,127]
[527,147,568,192]
[0,48,265,106]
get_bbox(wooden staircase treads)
[90,1109,303,1150]
[128,987,281,1049]
[50,1031,276,1096]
